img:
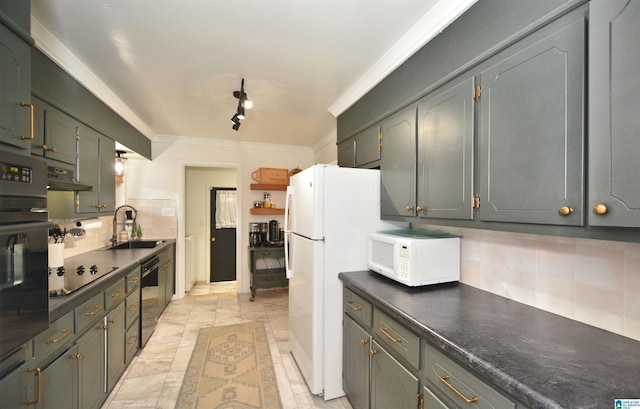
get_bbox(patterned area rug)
[175,322,282,409]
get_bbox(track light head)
[237,105,245,120]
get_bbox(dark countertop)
[339,271,640,409]
[49,240,175,321]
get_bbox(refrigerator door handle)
[284,185,293,278]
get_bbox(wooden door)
[210,188,237,282]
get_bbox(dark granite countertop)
[339,271,640,409]
[49,239,175,321]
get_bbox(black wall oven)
[0,150,52,361]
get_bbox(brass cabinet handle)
[416,206,425,212]
[112,288,124,298]
[346,301,363,312]
[128,336,139,345]
[380,327,402,343]
[20,102,34,141]
[360,339,368,346]
[369,349,377,357]
[46,328,72,344]
[84,305,103,316]
[73,353,83,360]
[109,318,116,324]
[559,206,573,216]
[593,203,608,215]
[128,304,139,311]
[405,205,413,212]
[27,368,41,405]
[129,278,140,284]
[440,375,478,403]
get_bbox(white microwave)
[367,230,460,287]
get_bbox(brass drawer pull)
[380,327,402,343]
[112,288,124,298]
[46,328,72,344]
[346,301,363,312]
[129,278,140,284]
[128,304,139,311]
[440,375,478,403]
[128,336,139,345]
[84,305,103,316]
[20,102,34,141]
[27,367,41,405]
[360,339,368,346]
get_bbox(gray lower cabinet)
[106,298,126,392]
[77,126,116,215]
[343,315,370,409]
[380,106,417,217]
[31,96,79,165]
[417,75,475,221]
[370,340,419,409]
[0,21,31,152]
[588,0,640,227]
[477,7,585,226]
[0,358,36,408]
[76,322,106,409]
[39,343,79,409]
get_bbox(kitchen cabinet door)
[39,344,79,409]
[76,323,106,409]
[588,0,640,227]
[417,76,475,220]
[380,106,417,217]
[478,9,585,226]
[370,340,419,409]
[0,22,31,152]
[77,127,116,214]
[106,302,126,392]
[338,139,355,168]
[343,315,370,409]
[31,97,79,165]
[0,359,36,409]
[355,125,381,168]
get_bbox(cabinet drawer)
[125,288,140,329]
[75,292,105,333]
[125,318,139,364]
[344,288,373,328]
[373,309,419,369]
[33,311,74,360]
[105,278,126,310]
[126,269,141,293]
[254,272,287,287]
[422,341,515,409]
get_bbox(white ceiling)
[30,0,475,149]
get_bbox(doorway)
[210,187,237,282]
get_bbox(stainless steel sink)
[109,240,165,250]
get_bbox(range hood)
[47,166,93,191]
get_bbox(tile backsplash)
[416,224,640,341]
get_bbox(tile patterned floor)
[100,282,353,409]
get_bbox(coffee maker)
[249,222,267,247]
[267,220,280,243]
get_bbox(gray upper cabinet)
[338,139,355,168]
[77,127,115,215]
[588,0,640,227]
[478,8,585,226]
[0,22,30,152]
[417,76,475,220]
[355,126,381,168]
[31,96,79,166]
[380,106,417,217]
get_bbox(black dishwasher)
[140,256,160,347]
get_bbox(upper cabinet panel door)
[380,107,417,217]
[45,107,79,165]
[417,76,475,220]
[338,139,355,168]
[588,0,640,227]
[354,126,381,168]
[0,24,30,151]
[478,11,585,225]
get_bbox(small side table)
[249,246,288,301]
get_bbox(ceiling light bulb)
[243,98,253,109]
[115,160,124,176]
[237,106,245,120]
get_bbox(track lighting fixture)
[231,78,251,130]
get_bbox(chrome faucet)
[111,205,138,246]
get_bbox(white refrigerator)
[284,164,402,400]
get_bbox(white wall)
[126,135,318,297]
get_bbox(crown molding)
[30,16,155,139]
[328,0,477,117]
